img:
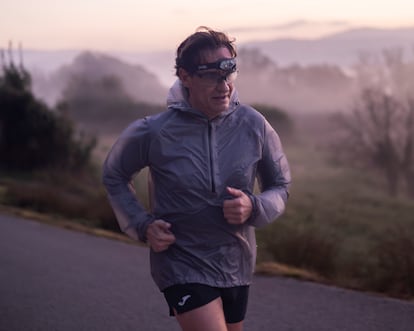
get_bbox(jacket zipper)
[208,121,216,193]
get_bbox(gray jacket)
[102,80,291,290]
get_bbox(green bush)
[0,51,116,230]
[0,59,95,172]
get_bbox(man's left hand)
[223,186,253,224]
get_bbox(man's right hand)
[146,219,176,252]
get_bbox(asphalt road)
[1,214,414,331]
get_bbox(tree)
[0,47,95,172]
[333,49,414,197]
[60,73,163,134]
[252,103,294,140]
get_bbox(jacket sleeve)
[102,118,155,242]
[248,120,291,228]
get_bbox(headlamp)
[196,58,237,73]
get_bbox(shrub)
[259,221,339,278]
[252,103,294,139]
[60,74,164,134]
[3,174,119,232]
[0,54,95,172]
[367,225,414,297]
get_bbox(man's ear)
[178,68,191,88]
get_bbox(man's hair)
[175,26,237,76]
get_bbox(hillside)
[24,26,414,114]
[32,51,168,106]
[242,26,414,66]
[236,48,356,112]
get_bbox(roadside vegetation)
[256,115,414,299]
[0,50,114,230]
[1,49,413,300]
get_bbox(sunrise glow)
[1,0,413,51]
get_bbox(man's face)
[180,47,235,119]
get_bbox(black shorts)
[163,283,249,324]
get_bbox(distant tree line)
[59,73,163,135]
[237,48,354,113]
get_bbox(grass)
[0,169,120,232]
[255,261,323,282]
[0,204,137,246]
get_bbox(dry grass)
[0,204,138,246]
[255,261,323,282]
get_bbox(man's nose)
[216,77,231,90]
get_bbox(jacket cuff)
[136,216,155,243]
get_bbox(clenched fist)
[146,219,176,252]
[223,186,253,224]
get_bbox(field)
[256,113,414,298]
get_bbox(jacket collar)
[166,79,240,119]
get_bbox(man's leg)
[227,321,244,331]
[174,297,228,331]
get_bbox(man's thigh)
[175,297,228,331]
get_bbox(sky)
[1,0,414,52]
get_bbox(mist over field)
[23,26,414,117]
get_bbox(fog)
[23,26,414,117]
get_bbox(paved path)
[1,214,413,331]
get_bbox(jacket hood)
[166,79,240,117]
